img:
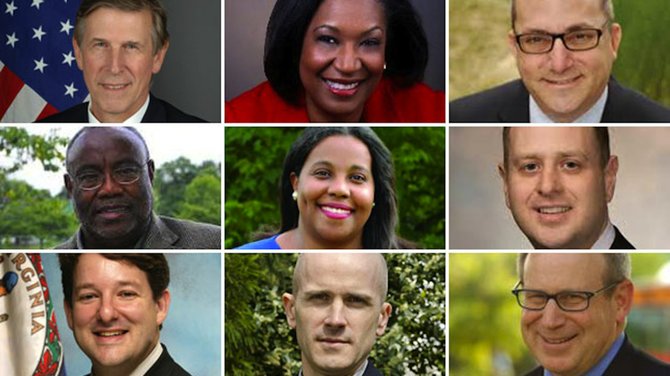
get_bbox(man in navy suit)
[498,127,634,249]
[282,254,391,376]
[513,253,670,375]
[450,0,670,123]
[39,0,203,123]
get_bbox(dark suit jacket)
[37,93,205,123]
[55,213,221,249]
[450,77,670,122]
[297,361,382,376]
[524,335,670,376]
[611,226,634,249]
[85,344,191,376]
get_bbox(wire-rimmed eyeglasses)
[514,20,610,54]
[72,160,151,191]
[511,280,622,312]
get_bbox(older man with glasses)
[56,127,220,249]
[513,253,670,376]
[450,0,670,123]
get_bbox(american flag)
[1,0,88,123]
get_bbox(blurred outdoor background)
[450,253,670,376]
[225,127,445,249]
[225,253,445,375]
[449,0,670,106]
[0,125,221,248]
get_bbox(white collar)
[591,220,616,249]
[299,359,368,376]
[87,94,150,123]
[530,86,608,123]
[128,341,163,376]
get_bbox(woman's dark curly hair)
[264,0,429,104]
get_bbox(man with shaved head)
[56,126,220,249]
[282,253,392,376]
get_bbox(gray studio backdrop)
[152,0,221,122]
[224,0,446,100]
[42,253,221,376]
[450,127,670,249]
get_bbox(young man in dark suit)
[59,254,191,376]
[450,0,670,123]
[513,253,670,375]
[498,127,634,249]
[282,254,392,376]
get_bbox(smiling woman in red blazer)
[225,0,444,123]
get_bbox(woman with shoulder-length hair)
[236,127,407,249]
[226,0,444,123]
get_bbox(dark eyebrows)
[312,24,384,36]
[310,161,371,175]
[520,22,603,35]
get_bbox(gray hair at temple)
[511,0,615,28]
[517,253,631,287]
[291,253,389,302]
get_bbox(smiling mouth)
[537,206,571,214]
[320,205,353,220]
[100,83,130,91]
[542,334,577,345]
[95,330,127,337]
[323,79,361,96]
[543,76,582,86]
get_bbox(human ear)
[375,302,392,336]
[604,155,618,203]
[613,279,633,324]
[152,41,169,74]
[155,289,171,326]
[290,172,299,192]
[608,23,622,59]
[64,300,74,330]
[498,163,511,209]
[282,293,297,329]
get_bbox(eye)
[317,35,338,45]
[521,163,539,173]
[523,34,549,45]
[77,292,98,302]
[119,290,138,299]
[312,169,331,179]
[350,173,367,183]
[562,160,580,171]
[361,38,381,47]
[93,41,107,48]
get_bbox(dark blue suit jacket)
[37,93,205,123]
[450,77,670,122]
[524,336,670,376]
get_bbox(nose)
[97,169,123,197]
[97,295,119,323]
[324,299,346,328]
[107,47,124,75]
[539,299,566,329]
[333,43,361,74]
[548,38,574,73]
[537,166,563,196]
[327,175,350,198]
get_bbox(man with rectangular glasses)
[513,253,670,375]
[56,126,220,249]
[450,0,670,122]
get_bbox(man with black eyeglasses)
[513,253,670,375]
[450,0,670,122]
[56,126,220,249]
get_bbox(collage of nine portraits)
[1,0,670,375]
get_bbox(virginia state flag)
[0,253,65,375]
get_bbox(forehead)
[73,254,148,287]
[68,128,147,169]
[304,135,372,170]
[82,7,153,42]
[515,0,605,31]
[508,127,599,158]
[309,0,386,30]
[523,253,605,288]
[297,254,383,297]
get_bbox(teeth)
[322,206,351,214]
[539,207,570,214]
[98,331,124,337]
[545,336,572,344]
[104,84,126,89]
[325,80,359,90]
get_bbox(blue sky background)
[41,253,221,376]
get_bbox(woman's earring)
[383,63,387,70]
[372,202,376,208]
[292,191,298,201]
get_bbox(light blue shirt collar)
[544,333,625,376]
[298,359,368,376]
[530,86,608,123]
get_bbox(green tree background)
[0,128,220,248]
[449,0,670,107]
[225,127,445,249]
[225,253,445,375]
[450,253,670,376]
